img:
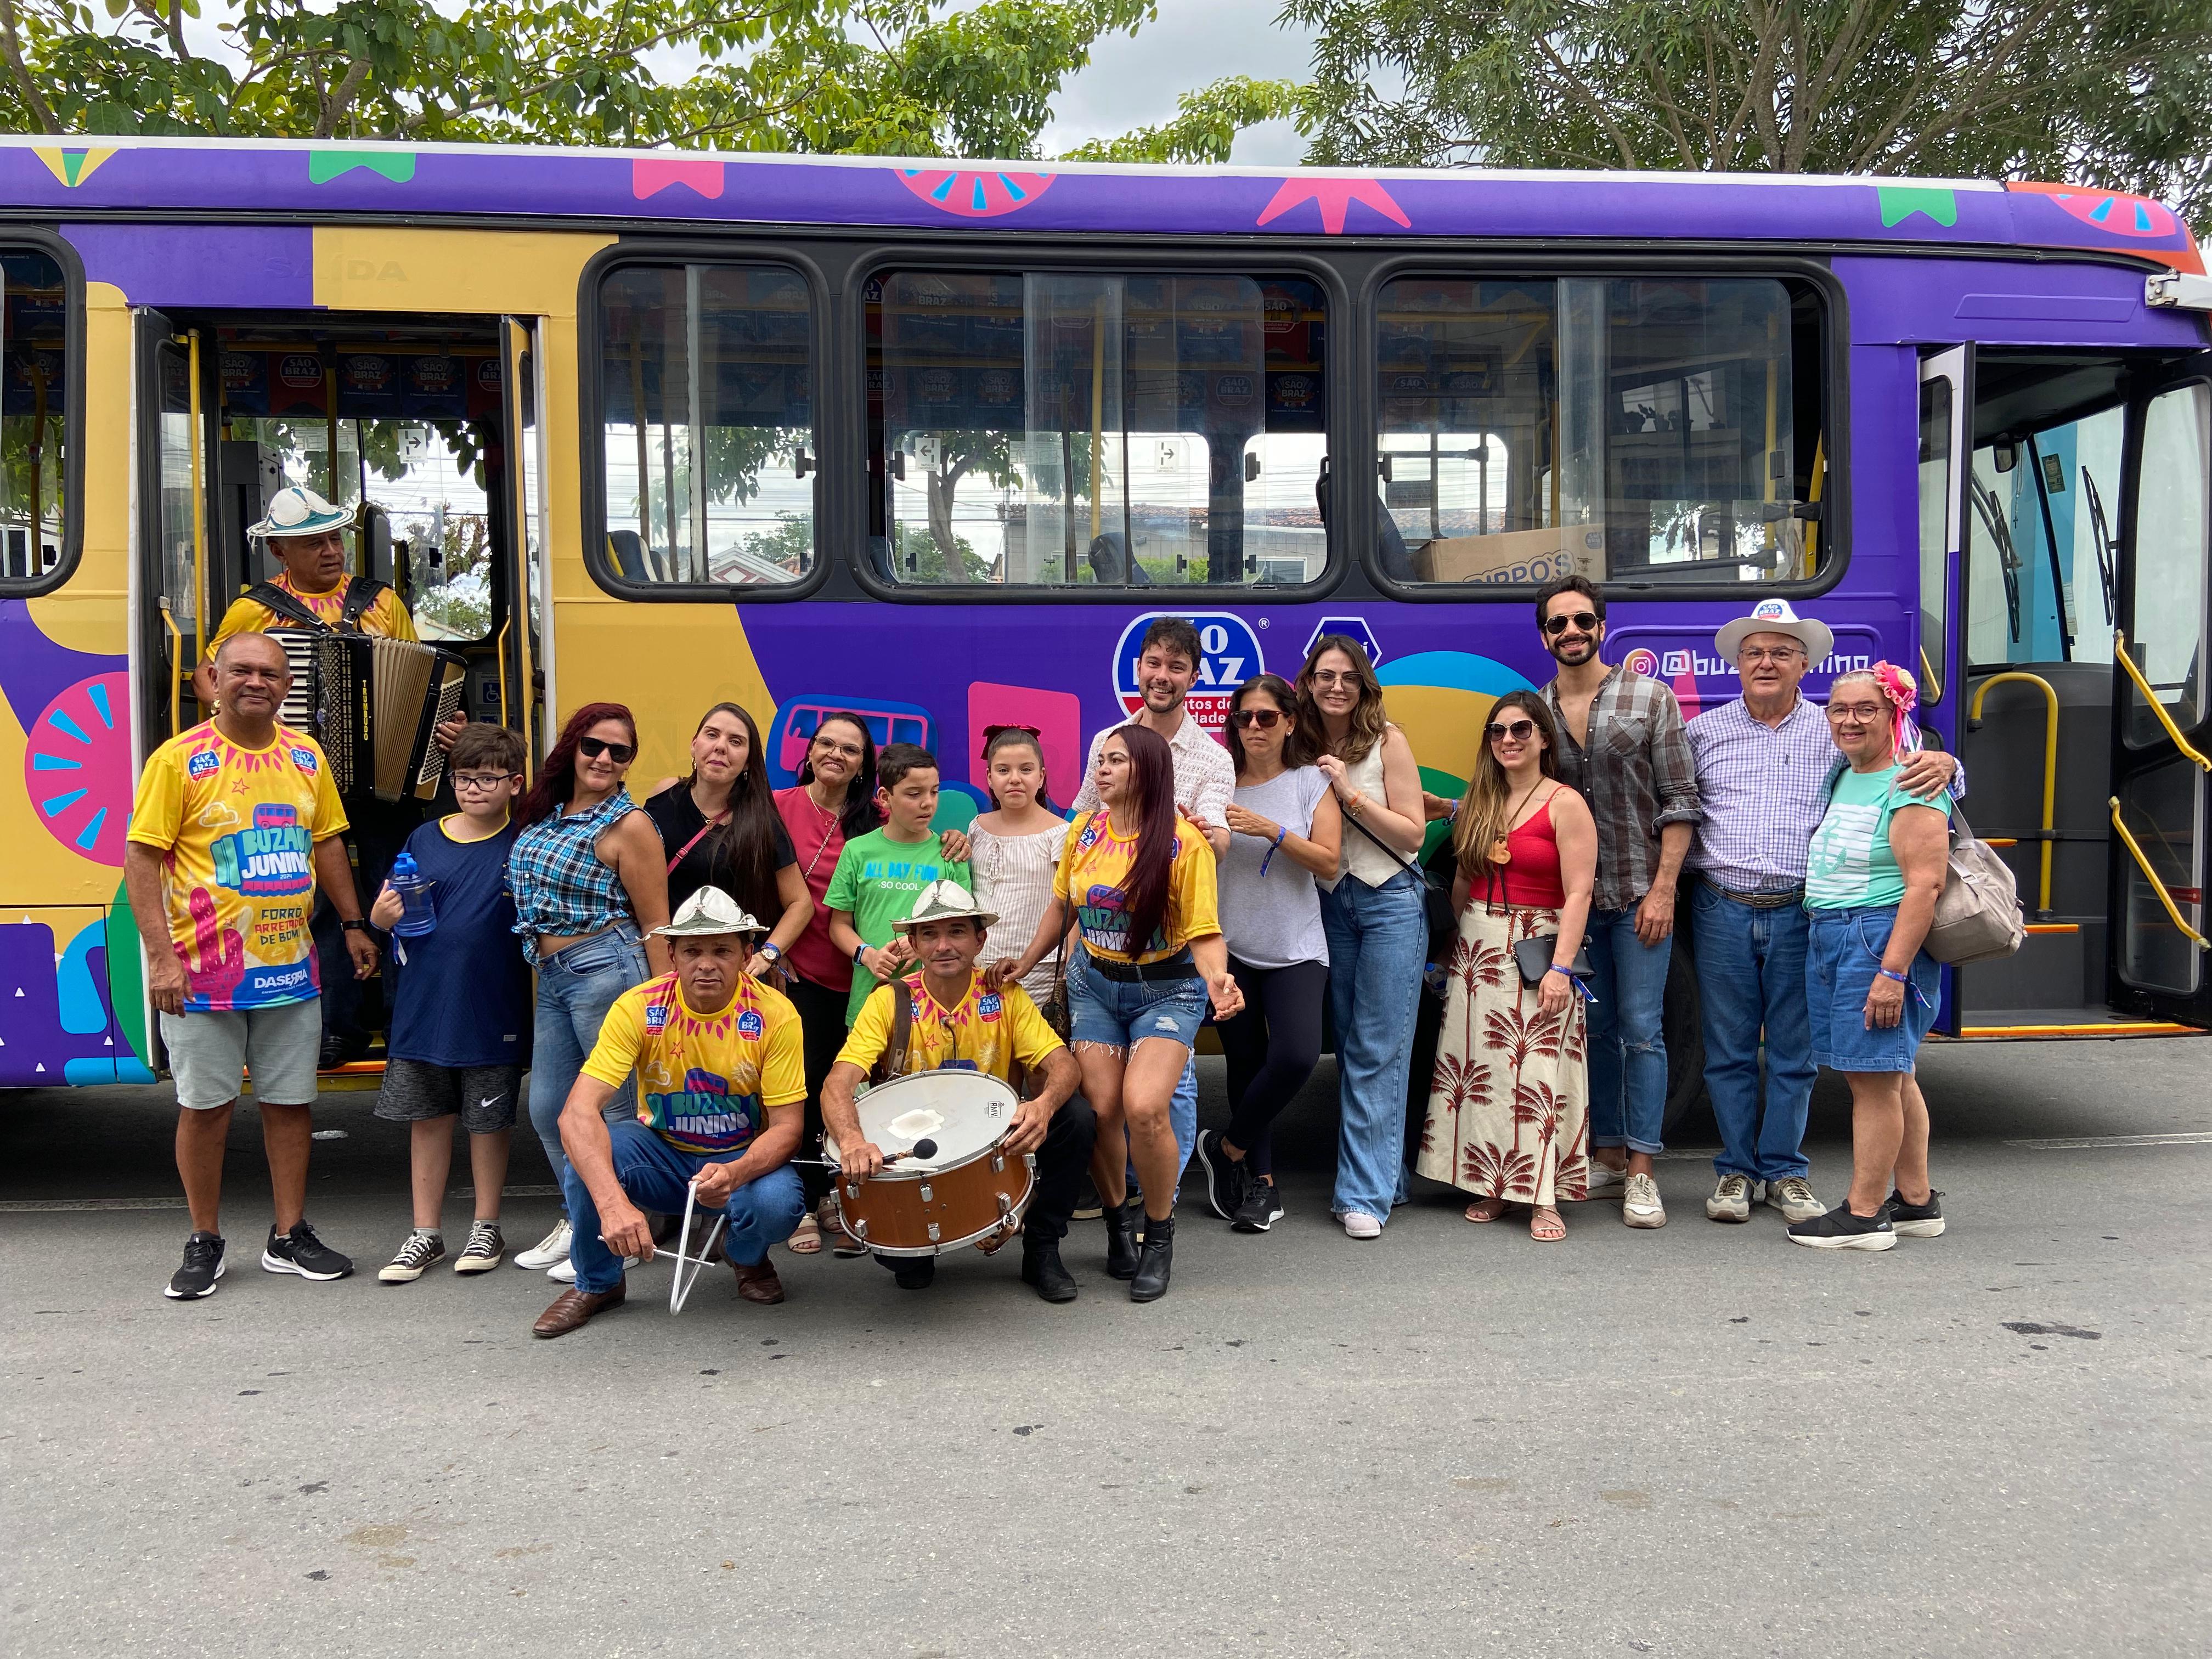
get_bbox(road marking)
[2004,1132,2212,1150]
[0,1183,565,1213]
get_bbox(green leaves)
[1063,75,1306,163]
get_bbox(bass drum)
[825,1070,1035,1256]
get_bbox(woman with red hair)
[505,703,670,1279]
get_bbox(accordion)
[276,632,466,803]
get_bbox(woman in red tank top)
[1414,690,1596,1242]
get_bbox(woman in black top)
[644,702,812,983]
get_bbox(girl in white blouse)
[968,726,1071,1008]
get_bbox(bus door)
[2110,368,2212,1025]
[499,316,548,767]
[131,308,217,749]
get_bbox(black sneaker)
[165,1231,226,1300]
[262,1220,355,1280]
[1232,1177,1284,1234]
[893,1256,936,1291]
[1194,1129,1250,1222]
[1072,1177,1103,1222]
[1786,1201,1896,1252]
[1881,1189,1946,1238]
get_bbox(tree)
[1063,74,1305,163]
[1282,0,2212,230]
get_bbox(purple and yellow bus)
[0,137,2204,1108]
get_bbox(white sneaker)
[1584,1160,1627,1196]
[1765,1176,1825,1223]
[546,1252,637,1284]
[1706,1174,1757,1223]
[1341,1211,1383,1240]
[514,1220,572,1270]
[1622,1173,1666,1228]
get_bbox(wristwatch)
[759,941,783,964]
[341,918,371,933]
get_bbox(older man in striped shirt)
[1685,600,1959,1226]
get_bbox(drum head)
[851,1070,1018,1170]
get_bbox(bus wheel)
[1662,932,1708,1142]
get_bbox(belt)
[1706,881,1804,909]
[1085,950,1199,983]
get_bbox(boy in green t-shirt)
[826,744,971,1025]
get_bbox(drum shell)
[832,1148,1035,1256]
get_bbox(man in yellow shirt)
[824,882,1091,1301]
[534,888,810,1339]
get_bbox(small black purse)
[1511,934,1593,989]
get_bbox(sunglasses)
[1542,611,1600,636]
[1230,708,1283,730]
[1487,719,1538,742]
[576,736,636,764]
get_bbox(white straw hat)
[246,484,351,539]
[891,879,998,932]
[652,888,765,939]
[1713,597,1835,666]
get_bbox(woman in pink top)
[1415,691,1597,1242]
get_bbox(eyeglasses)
[1308,669,1361,689]
[810,734,864,759]
[1230,708,1283,730]
[1826,702,1886,724]
[576,736,635,764]
[1542,611,1599,636]
[1487,719,1538,742]
[452,771,518,792]
[1741,646,1805,665]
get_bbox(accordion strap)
[245,575,391,634]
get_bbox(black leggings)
[1215,956,1327,1179]
[785,973,851,1207]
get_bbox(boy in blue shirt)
[369,725,535,1282]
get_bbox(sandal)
[786,1212,822,1255]
[1464,1198,1509,1223]
[821,1199,867,1259]
[1529,1206,1566,1243]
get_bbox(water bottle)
[386,851,437,937]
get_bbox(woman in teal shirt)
[1792,663,1951,1252]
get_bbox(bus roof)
[1,133,2198,274]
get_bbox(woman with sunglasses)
[507,703,670,1279]
[1294,634,1431,1239]
[969,725,1070,1012]
[1417,691,1596,1242]
[1194,675,1341,1235]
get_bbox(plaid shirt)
[508,787,639,964]
[1544,666,1702,912]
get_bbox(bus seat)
[1088,532,1151,586]
[1374,501,1415,584]
[867,535,898,583]
[608,530,653,583]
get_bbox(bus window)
[2128,383,2208,743]
[1,249,71,591]
[594,263,817,589]
[865,270,1328,589]
[1966,404,2125,672]
[1375,275,1822,588]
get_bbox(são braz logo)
[1111,612,1265,738]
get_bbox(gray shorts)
[161,1000,323,1111]
[374,1060,523,1134]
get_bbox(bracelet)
[853,942,869,966]
[1258,825,1287,878]
[1877,968,1910,984]
[1545,965,1571,978]
[759,941,782,963]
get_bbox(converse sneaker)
[1584,1160,1627,1196]
[1622,1172,1667,1228]
[1232,1177,1284,1234]
[1341,1211,1383,1240]
[165,1231,226,1300]
[261,1221,354,1281]
[1706,1173,1757,1222]
[377,1231,445,1283]
[1765,1176,1825,1223]
[514,1220,572,1271]
[1787,1201,1895,1251]
[453,1221,505,1272]
[1194,1129,1251,1222]
[548,1252,637,1284]
[1881,1189,1946,1238]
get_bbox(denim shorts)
[1067,949,1209,1053]
[1805,905,1940,1073]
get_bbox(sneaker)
[1584,1160,1627,1196]
[1232,1177,1284,1234]
[262,1221,354,1281]
[1622,1172,1667,1228]
[548,1252,637,1284]
[1765,1176,1825,1223]
[1072,1177,1104,1222]
[165,1231,226,1300]
[1787,1202,1896,1251]
[1706,1174,1757,1223]
[453,1221,504,1273]
[1881,1189,1946,1238]
[377,1231,445,1283]
[1341,1211,1383,1240]
[514,1220,572,1271]
[1194,1130,1251,1222]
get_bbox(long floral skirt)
[1416,902,1590,1206]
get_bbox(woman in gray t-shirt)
[1193,674,1342,1235]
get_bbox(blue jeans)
[527,923,650,1205]
[562,1119,806,1294]
[1690,882,1815,1181]
[1584,906,1672,1157]
[1805,905,1940,1073]
[1322,871,1425,1223]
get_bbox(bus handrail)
[2108,796,2210,951]
[2114,630,2212,772]
[183,330,207,680]
[1968,670,2057,917]
[157,602,182,737]
[1918,644,1943,707]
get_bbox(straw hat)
[652,887,765,938]
[1713,596,1835,666]
[891,879,998,932]
[246,484,352,540]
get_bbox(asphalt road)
[4,1035,2208,1657]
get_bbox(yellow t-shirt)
[209,575,417,652]
[126,720,349,1012]
[1053,811,1220,964]
[837,973,1064,1085]
[582,972,806,1157]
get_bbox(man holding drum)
[822,883,1093,1302]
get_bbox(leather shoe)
[1020,1238,1078,1303]
[532,1282,624,1338]
[893,1256,936,1290]
[1129,1214,1173,1303]
[1102,1199,1139,1280]
[731,1257,785,1304]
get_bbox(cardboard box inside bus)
[1415,524,1606,585]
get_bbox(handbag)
[1512,933,1594,988]
[1926,803,2027,965]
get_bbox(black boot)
[1103,1199,1139,1280]
[1130,1212,1174,1302]
[1020,1237,1079,1303]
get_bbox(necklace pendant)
[1490,837,1512,866]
